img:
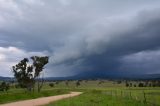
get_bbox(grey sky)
[0,0,160,77]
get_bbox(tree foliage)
[76,80,80,87]
[49,83,54,87]
[12,56,49,92]
[0,81,10,92]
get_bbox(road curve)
[0,92,82,106]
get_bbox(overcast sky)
[0,0,160,77]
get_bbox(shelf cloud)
[0,0,160,77]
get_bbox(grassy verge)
[0,89,69,104]
[45,89,148,106]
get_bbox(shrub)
[49,83,54,87]
[126,83,129,87]
[65,81,69,86]
[76,81,80,87]
[138,83,144,87]
[0,81,10,92]
[129,83,132,87]
[117,80,122,84]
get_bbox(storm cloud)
[0,0,160,77]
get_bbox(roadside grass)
[0,88,69,104]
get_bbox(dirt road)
[0,92,82,106]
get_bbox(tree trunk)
[37,77,44,92]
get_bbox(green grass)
[46,90,148,106]
[42,80,160,106]
[1,80,160,106]
[0,88,69,104]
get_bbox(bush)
[15,84,20,88]
[0,82,10,92]
[65,81,69,86]
[126,83,129,87]
[117,80,122,84]
[138,83,144,87]
[49,83,54,87]
[98,80,104,85]
[129,83,132,87]
[157,81,160,87]
[76,81,80,87]
[55,81,59,85]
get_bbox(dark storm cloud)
[0,0,160,77]
[120,49,160,74]
[53,8,160,76]
[87,11,160,76]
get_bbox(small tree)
[5,83,10,91]
[98,80,104,85]
[76,81,80,87]
[12,56,49,92]
[0,82,10,92]
[85,80,88,83]
[65,81,69,86]
[144,81,149,87]
[55,81,59,85]
[49,83,54,87]
[138,83,144,87]
[117,80,122,84]
[151,81,156,87]
[125,82,129,87]
[129,83,132,87]
[157,81,160,87]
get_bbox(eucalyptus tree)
[12,56,49,92]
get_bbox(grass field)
[47,90,147,106]
[0,80,160,106]
[45,88,160,106]
[0,88,69,104]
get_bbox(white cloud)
[59,0,71,6]
[0,46,48,77]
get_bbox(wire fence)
[103,90,160,106]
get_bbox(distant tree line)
[125,80,160,87]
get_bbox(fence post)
[111,90,112,98]
[121,91,122,97]
[143,91,147,104]
[115,90,117,97]
[130,91,132,99]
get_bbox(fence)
[103,90,160,106]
